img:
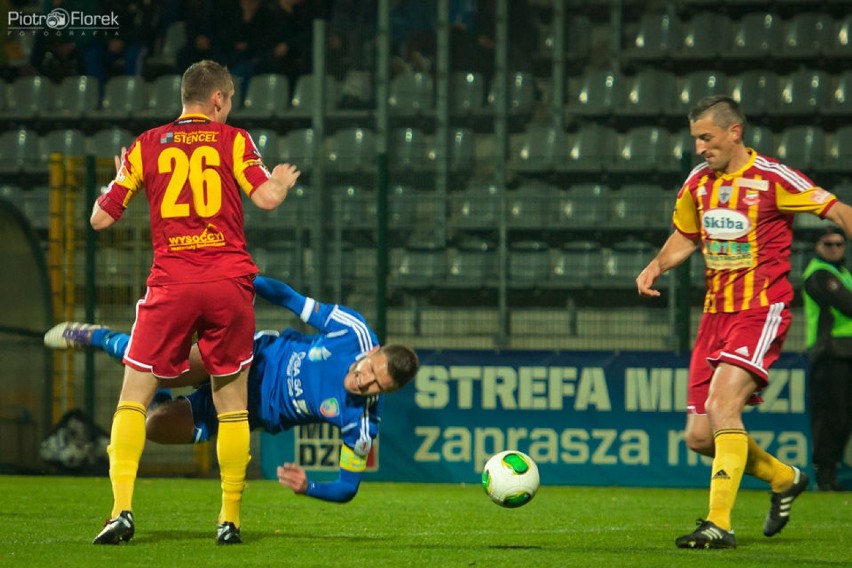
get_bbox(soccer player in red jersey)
[89,60,300,545]
[636,95,852,549]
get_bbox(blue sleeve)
[304,468,362,503]
[255,275,371,338]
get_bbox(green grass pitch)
[0,475,848,567]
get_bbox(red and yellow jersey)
[97,114,271,285]
[674,149,837,313]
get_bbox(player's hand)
[636,261,662,297]
[277,462,308,494]
[114,147,127,175]
[271,163,300,191]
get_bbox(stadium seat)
[258,240,302,285]
[775,69,831,118]
[331,184,374,229]
[826,71,852,118]
[278,128,317,173]
[248,129,280,163]
[830,14,852,60]
[89,128,136,160]
[571,69,626,118]
[446,237,498,290]
[289,74,338,115]
[775,125,827,172]
[671,128,701,169]
[744,125,776,158]
[389,127,429,175]
[486,72,535,116]
[623,12,681,64]
[676,70,729,115]
[676,12,733,64]
[549,240,603,289]
[614,126,674,175]
[730,70,780,118]
[326,127,376,174]
[725,12,784,68]
[603,240,658,289]
[0,128,40,175]
[557,184,609,229]
[507,182,559,229]
[782,12,834,61]
[0,75,55,121]
[388,72,434,115]
[449,71,486,116]
[40,129,87,167]
[139,74,182,121]
[825,125,852,174]
[448,184,501,229]
[232,74,289,119]
[392,240,447,291]
[788,241,810,288]
[388,184,417,229]
[689,251,706,290]
[508,240,551,289]
[145,20,186,72]
[17,184,51,231]
[621,69,677,119]
[447,127,475,178]
[43,75,99,120]
[93,76,148,120]
[608,185,672,230]
[514,124,568,174]
[564,124,618,174]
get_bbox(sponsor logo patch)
[737,178,769,191]
[702,209,750,240]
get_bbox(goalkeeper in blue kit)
[45,276,419,503]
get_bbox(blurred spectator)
[213,0,275,93]
[175,0,216,72]
[93,1,160,81]
[466,0,538,78]
[258,0,329,89]
[25,0,103,82]
[390,0,437,73]
[327,0,376,78]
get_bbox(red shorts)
[687,302,791,415]
[123,275,256,379]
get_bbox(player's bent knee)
[146,399,195,444]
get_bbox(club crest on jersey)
[702,209,750,240]
[308,346,332,361]
[718,185,733,204]
[319,398,340,418]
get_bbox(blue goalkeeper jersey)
[249,277,381,459]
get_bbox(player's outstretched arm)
[637,231,700,297]
[276,462,361,503]
[250,163,300,210]
[824,200,852,240]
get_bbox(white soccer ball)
[481,450,540,508]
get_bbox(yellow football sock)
[106,401,147,518]
[217,410,251,527]
[706,429,748,531]
[744,435,795,492]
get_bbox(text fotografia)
[8,8,120,36]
